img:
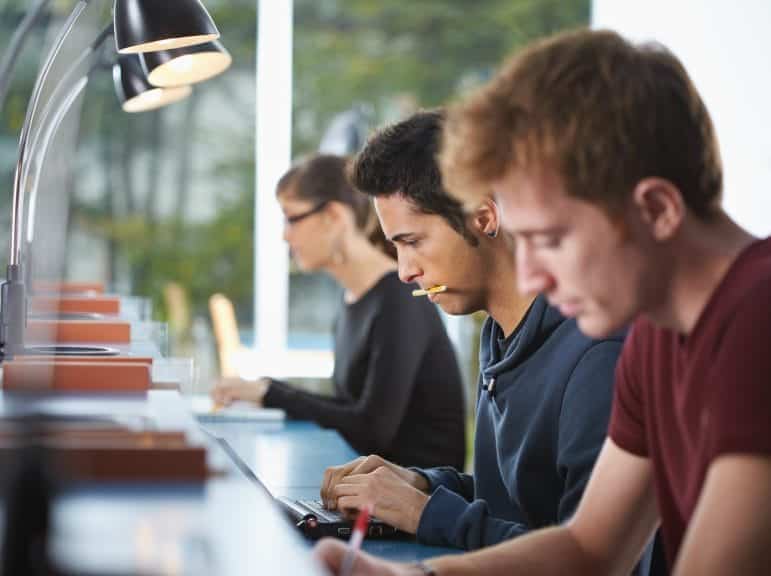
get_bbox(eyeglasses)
[284,201,328,226]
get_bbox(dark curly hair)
[350,110,477,245]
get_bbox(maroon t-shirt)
[609,237,771,568]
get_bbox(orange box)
[30,296,120,314]
[32,281,105,295]
[2,360,150,392]
[0,430,208,481]
[52,445,209,481]
[30,295,121,315]
[26,320,131,343]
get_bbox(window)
[278,0,591,385]
[1,0,591,390]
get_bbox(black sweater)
[263,272,466,469]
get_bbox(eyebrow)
[389,232,417,244]
[510,226,567,238]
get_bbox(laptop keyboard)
[298,499,345,522]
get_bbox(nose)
[282,223,291,243]
[515,241,555,296]
[397,253,422,285]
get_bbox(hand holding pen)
[340,505,371,576]
[314,534,437,575]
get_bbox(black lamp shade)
[114,0,220,54]
[141,40,232,87]
[113,54,191,113]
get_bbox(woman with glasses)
[211,154,466,469]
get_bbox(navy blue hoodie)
[415,295,622,550]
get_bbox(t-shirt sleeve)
[608,323,649,457]
[708,282,771,458]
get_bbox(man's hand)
[314,538,421,576]
[210,377,270,407]
[332,466,430,534]
[321,454,429,510]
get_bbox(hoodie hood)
[480,294,566,381]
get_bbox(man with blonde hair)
[315,28,771,576]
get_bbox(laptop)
[212,434,400,540]
[190,396,286,423]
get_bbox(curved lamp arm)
[21,24,112,193]
[21,23,113,248]
[25,77,90,246]
[2,0,94,357]
[1,0,222,358]
[10,0,92,269]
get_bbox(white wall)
[592,0,771,237]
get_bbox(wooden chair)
[208,293,242,378]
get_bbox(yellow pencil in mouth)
[412,285,448,297]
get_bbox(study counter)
[0,286,458,571]
[0,390,324,575]
[0,389,460,572]
[202,418,463,563]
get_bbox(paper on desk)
[189,395,286,422]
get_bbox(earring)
[487,228,498,238]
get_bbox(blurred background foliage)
[0,0,588,361]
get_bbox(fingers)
[313,538,348,573]
[336,494,372,516]
[333,479,370,498]
[313,538,395,576]
[322,454,390,510]
[335,494,406,534]
[330,470,385,517]
[331,467,399,507]
[341,467,396,485]
[331,468,393,515]
[210,386,234,407]
[332,467,428,534]
[210,378,267,406]
[321,456,365,509]
[321,456,401,512]
[210,377,241,406]
[350,454,386,476]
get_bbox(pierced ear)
[632,178,684,240]
[472,198,500,239]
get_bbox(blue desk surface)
[202,419,462,562]
[0,391,323,575]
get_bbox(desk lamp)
[0,0,229,359]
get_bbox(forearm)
[414,467,472,497]
[264,379,341,416]
[417,488,528,550]
[268,381,415,462]
[428,525,600,576]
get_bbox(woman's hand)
[210,377,270,407]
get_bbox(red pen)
[340,505,371,576]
